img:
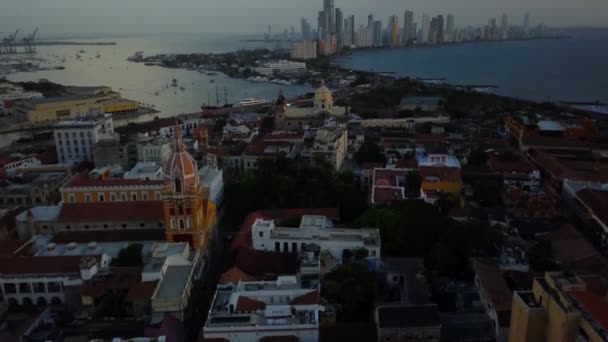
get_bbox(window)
[84,193,92,203]
[283,242,288,252]
[275,242,280,251]
[155,192,162,200]
[142,193,148,200]
[65,225,71,230]
[170,219,176,229]
[122,224,127,228]
[68,194,76,203]
[120,192,127,201]
[140,223,145,228]
[98,194,105,202]
[110,193,116,201]
[371,250,377,257]
[178,206,184,215]
[187,218,192,228]
[259,231,264,238]
[292,242,298,253]
[84,225,90,230]
[174,178,182,193]
[179,219,185,229]
[131,193,138,201]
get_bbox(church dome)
[313,80,334,112]
[163,125,200,193]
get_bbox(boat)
[179,86,185,91]
[171,78,178,87]
[209,79,215,83]
[239,97,270,107]
[127,51,144,62]
[79,49,86,53]
[201,103,234,110]
[155,92,159,96]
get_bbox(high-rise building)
[343,15,355,47]
[389,15,399,47]
[372,20,383,47]
[436,15,445,44]
[501,13,508,39]
[301,18,311,40]
[490,17,497,39]
[446,14,455,42]
[368,14,374,28]
[421,14,431,44]
[292,41,317,60]
[403,10,414,44]
[323,0,335,34]
[318,11,326,38]
[523,12,530,33]
[335,8,343,47]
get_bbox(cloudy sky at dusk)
[1,0,606,37]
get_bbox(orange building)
[162,127,216,248]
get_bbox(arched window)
[174,178,182,193]
[179,219,185,229]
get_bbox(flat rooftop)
[154,265,192,299]
[54,115,110,128]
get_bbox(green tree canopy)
[322,263,376,322]
[355,140,386,165]
[112,243,143,267]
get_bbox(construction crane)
[2,29,19,54]
[23,28,38,53]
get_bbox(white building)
[123,162,164,181]
[308,127,348,171]
[137,136,173,164]
[291,41,318,60]
[204,275,322,342]
[199,155,224,206]
[54,114,114,165]
[252,215,380,263]
[254,60,307,76]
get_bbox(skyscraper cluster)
[291,1,548,57]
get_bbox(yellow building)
[102,99,140,114]
[162,128,216,249]
[509,272,608,342]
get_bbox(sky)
[1,0,606,37]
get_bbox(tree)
[468,147,488,166]
[355,140,385,165]
[112,243,143,267]
[354,247,369,260]
[322,263,376,322]
[405,171,422,198]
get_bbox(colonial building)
[161,126,216,248]
[416,149,463,200]
[307,127,348,171]
[274,82,347,130]
[251,215,380,264]
[54,114,114,165]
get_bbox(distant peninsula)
[13,41,117,47]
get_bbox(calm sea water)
[335,30,608,103]
[4,34,308,117]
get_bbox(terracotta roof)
[126,280,159,302]
[0,240,29,256]
[419,166,461,182]
[163,150,200,191]
[374,169,408,186]
[82,268,141,298]
[53,229,166,243]
[548,225,608,275]
[0,256,81,275]
[235,249,299,277]
[291,290,320,305]
[572,291,608,331]
[576,188,608,227]
[372,187,405,204]
[487,153,536,173]
[219,266,256,285]
[235,296,266,312]
[65,171,164,188]
[56,201,165,223]
[472,259,513,322]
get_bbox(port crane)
[2,29,19,54]
[23,28,38,53]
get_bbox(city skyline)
[1,0,607,36]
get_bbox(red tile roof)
[52,229,167,243]
[576,188,608,227]
[0,256,81,275]
[126,280,159,302]
[56,201,165,223]
[548,225,608,275]
[291,290,320,305]
[472,258,513,324]
[65,171,165,188]
[374,169,408,186]
[572,291,608,331]
[236,249,299,277]
[219,266,257,285]
[419,166,461,182]
[82,268,140,298]
[236,296,266,312]
[372,187,405,204]
[0,240,29,256]
[487,153,536,174]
